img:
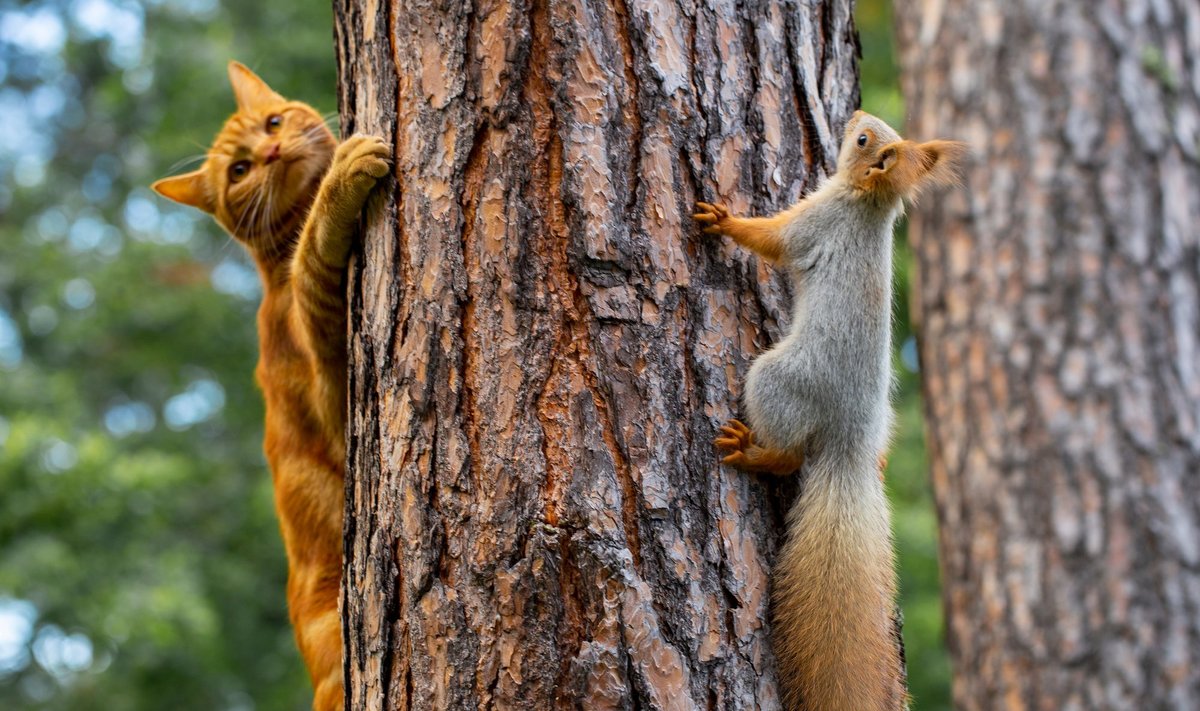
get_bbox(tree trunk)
[897,2,1200,709]
[333,0,859,708]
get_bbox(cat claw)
[336,135,391,182]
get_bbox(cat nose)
[263,143,282,164]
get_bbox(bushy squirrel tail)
[772,447,906,711]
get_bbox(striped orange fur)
[152,62,389,711]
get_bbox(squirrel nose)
[263,143,282,164]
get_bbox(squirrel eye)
[857,133,869,147]
[266,114,283,133]
[228,160,251,182]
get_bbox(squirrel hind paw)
[715,420,754,449]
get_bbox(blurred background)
[0,0,945,709]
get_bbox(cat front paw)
[333,134,391,192]
[321,135,391,223]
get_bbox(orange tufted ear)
[861,139,969,200]
[910,139,970,188]
[228,61,284,112]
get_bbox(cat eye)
[266,114,283,133]
[228,160,252,182]
[857,133,869,147]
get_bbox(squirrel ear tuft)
[228,61,284,112]
[914,140,969,188]
[152,169,215,213]
[857,138,969,200]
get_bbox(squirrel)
[694,110,965,711]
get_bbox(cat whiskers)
[232,185,265,242]
[217,232,239,257]
[168,153,208,173]
[248,181,272,244]
[321,111,339,133]
[240,187,279,263]
[258,175,276,239]
[299,125,332,152]
[257,174,289,266]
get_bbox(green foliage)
[857,0,904,130]
[858,0,953,708]
[0,0,335,707]
[889,383,953,711]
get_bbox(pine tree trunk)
[897,2,1200,709]
[333,0,859,708]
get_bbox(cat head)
[837,110,967,202]
[152,61,336,250]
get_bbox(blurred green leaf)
[0,0,333,708]
[859,0,953,707]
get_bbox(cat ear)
[228,61,284,112]
[152,169,214,213]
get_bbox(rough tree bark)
[898,2,1200,709]
[333,0,859,708]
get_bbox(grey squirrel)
[695,110,966,711]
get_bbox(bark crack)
[736,0,767,203]
[551,529,586,707]
[611,0,645,217]
[784,18,825,184]
[458,119,491,501]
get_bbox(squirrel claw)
[693,201,731,233]
[715,419,754,453]
[725,418,753,437]
[721,451,748,467]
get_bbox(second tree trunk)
[898,1,1200,708]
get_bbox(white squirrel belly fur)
[742,179,900,469]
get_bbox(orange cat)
[152,62,389,711]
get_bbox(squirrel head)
[837,110,968,203]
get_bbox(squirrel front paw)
[715,419,768,471]
[692,201,732,236]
